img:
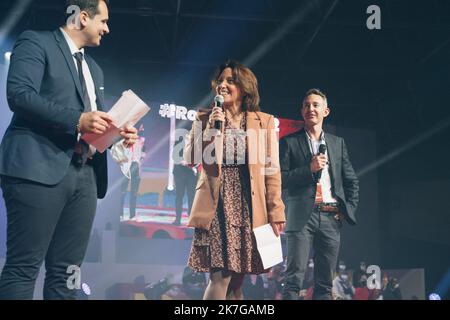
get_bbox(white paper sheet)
[253,224,283,269]
[81,90,150,153]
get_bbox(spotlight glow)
[4,51,11,61]
[429,293,441,300]
[81,282,91,296]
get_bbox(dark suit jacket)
[280,129,359,232]
[0,29,108,198]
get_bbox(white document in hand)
[253,224,283,269]
[82,90,150,153]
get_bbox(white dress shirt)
[60,28,135,166]
[60,28,101,157]
[60,27,97,111]
[305,131,338,204]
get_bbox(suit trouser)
[0,163,97,300]
[120,162,140,219]
[283,208,341,300]
[173,169,196,223]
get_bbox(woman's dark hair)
[211,60,260,111]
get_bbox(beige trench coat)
[183,109,285,230]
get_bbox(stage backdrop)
[115,99,304,241]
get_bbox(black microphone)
[316,143,327,181]
[213,94,224,131]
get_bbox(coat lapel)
[213,132,223,166]
[247,111,262,130]
[324,133,338,184]
[246,111,262,167]
[53,30,85,111]
[84,54,104,111]
[296,129,312,162]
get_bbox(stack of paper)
[82,90,150,153]
[253,224,284,269]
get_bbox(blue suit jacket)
[0,29,108,198]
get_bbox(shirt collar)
[305,129,325,144]
[59,27,85,56]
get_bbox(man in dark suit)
[172,139,197,226]
[280,88,359,300]
[0,0,138,299]
[172,161,197,225]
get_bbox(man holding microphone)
[280,88,359,300]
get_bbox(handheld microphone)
[213,95,224,130]
[316,143,327,181]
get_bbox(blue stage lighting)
[82,282,91,296]
[429,293,441,300]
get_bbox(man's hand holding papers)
[81,90,150,152]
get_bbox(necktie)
[73,52,92,112]
[73,52,95,163]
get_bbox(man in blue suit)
[0,0,138,299]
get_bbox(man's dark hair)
[304,88,327,104]
[65,0,109,19]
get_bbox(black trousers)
[283,208,341,300]
[120,162,141,219]
[0,163,97,300]
[173,165,196,223]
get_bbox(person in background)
[172,138,197,226]
[353,273,370,300]
[118,124,146,221]
[242,274,265,300]
[332,262,355,300]
[380,274,402,300]
[182,266,207,300]
[266,264,285,300]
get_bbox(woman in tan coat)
[183,60,285,300]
